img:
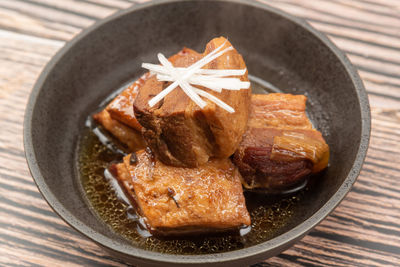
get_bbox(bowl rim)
[24,0,371,264]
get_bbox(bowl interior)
[26,0,368,265]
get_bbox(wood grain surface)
[1,0,399,266]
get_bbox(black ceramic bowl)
[24,0,370,266]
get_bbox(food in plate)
[233,94,329,190]
[107,73,149,131]
[93,109,145,152]
[110,150,250,236]
[93,75,148,151]
[134,37,251,167]
[88,36,329,237]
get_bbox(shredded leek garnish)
[141,42,250,113]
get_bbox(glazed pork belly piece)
[93,76,148,151]
[106,73,149,132]
[233,93,329,190]
[110,149,251,236]
[93,110,145,152]
[134,37,251,167]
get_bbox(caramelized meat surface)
[93,110,145,151]
[106,73,149,131]
[248,94,312,129]
[233,93,329,190]
[92,73,151,151]
[111,149,250,236]
[134,37,251,167]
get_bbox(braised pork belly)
[90,36,330,239]
[134,37,251,167]
[93,76,147,151]
[106,73,149,132]
[92,109,145,152]
[233,93,329,190]
[110,149,250,236]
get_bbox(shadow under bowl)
[24,0,370,266]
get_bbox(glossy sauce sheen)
[78,78,308,254]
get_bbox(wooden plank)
[0,0,399,266]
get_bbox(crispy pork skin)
[110,149,251,236]
[134,37,251,167]
[233,94,329,190]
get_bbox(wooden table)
[1,0,399,266]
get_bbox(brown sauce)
[77,77,308,255]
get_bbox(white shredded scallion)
[142,41,250,113]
